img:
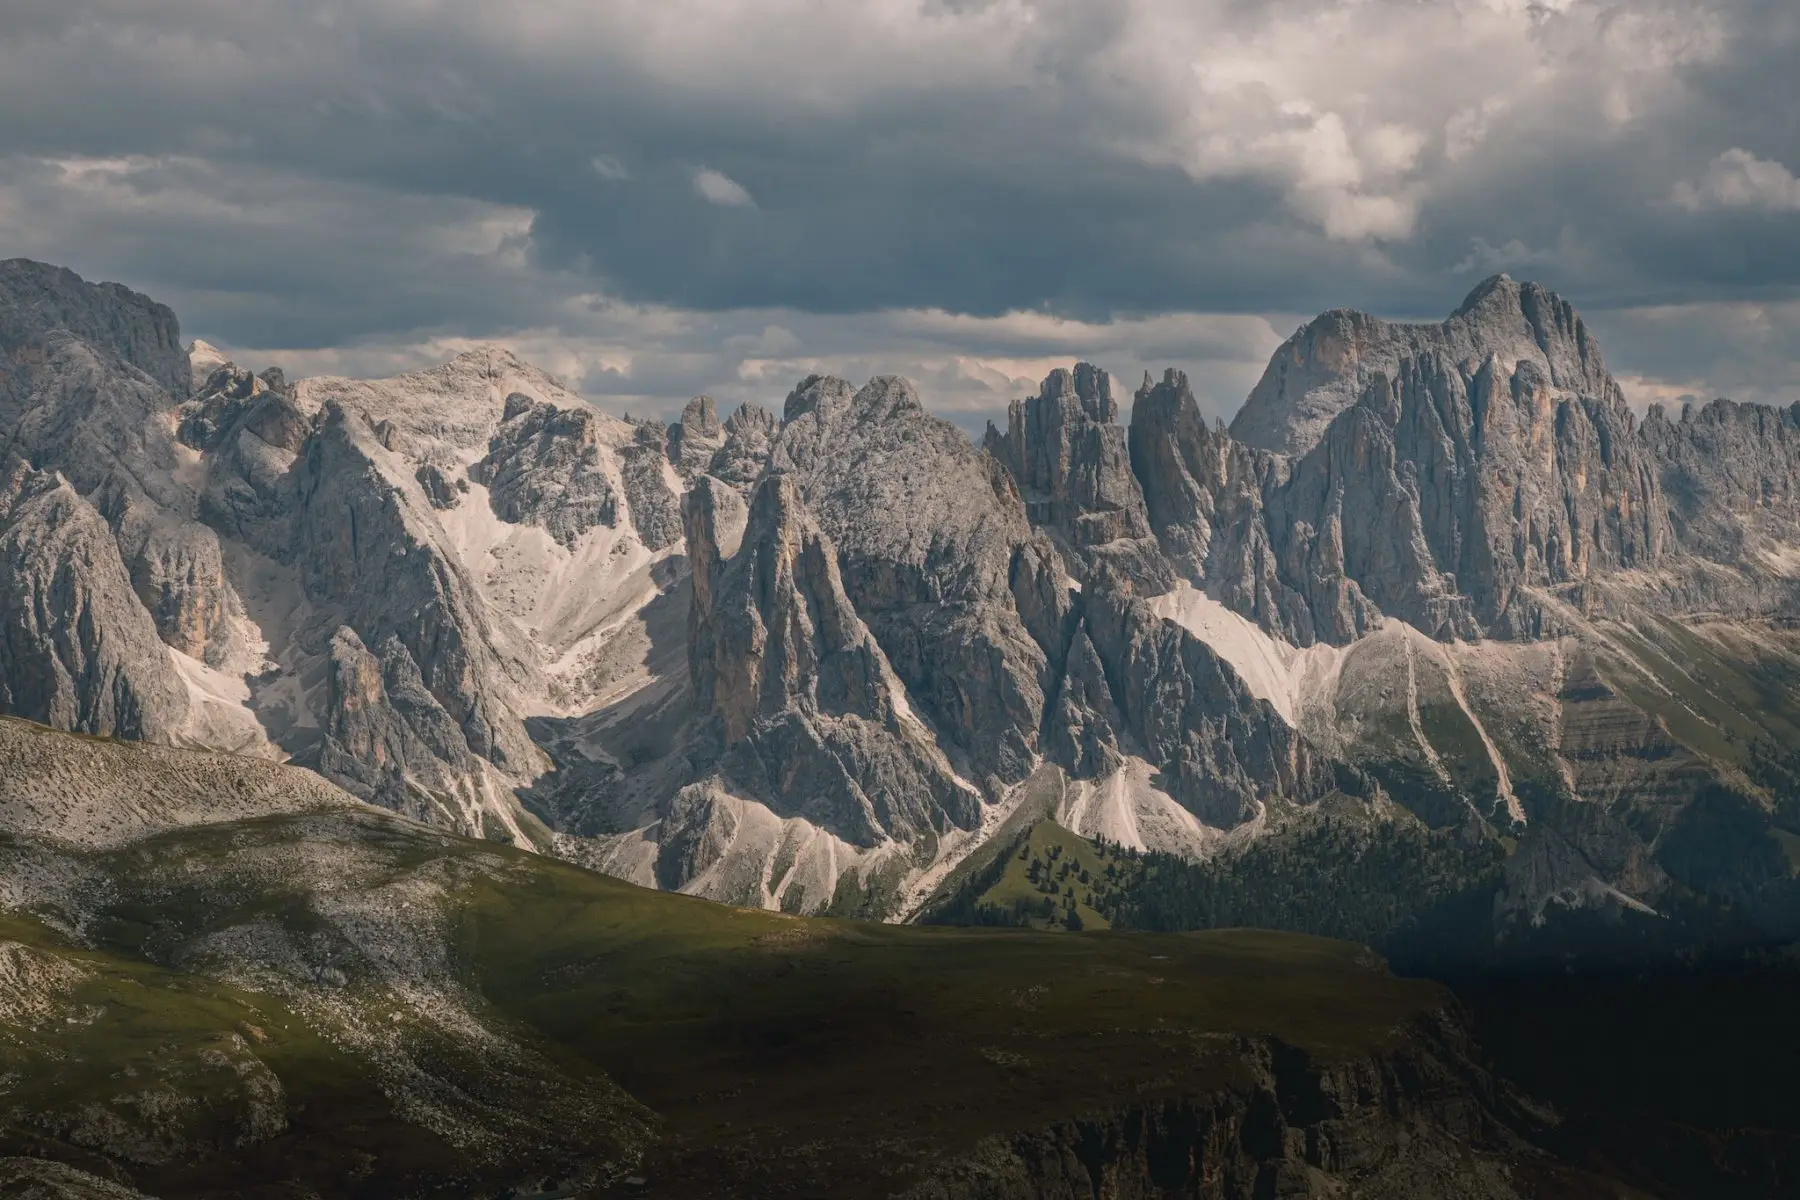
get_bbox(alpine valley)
[3,257,1799,1197]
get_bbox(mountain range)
[3,257,1799,947]
[5,257,1800,1197]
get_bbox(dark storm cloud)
[0,1,1795,421]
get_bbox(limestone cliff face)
[317,626,500,834]
[295,402,544,776]
[1080,576,1329,826]
[474,393,623,547]
[0,458,188,740]
[684,473,980,847]
[0,257,190,404]
[984,363,1162,583]
[709,401,778,493]
[1128,278,1669,645]
[1131,369,1383,646]
[666,394,725,476]
[0,269,247,673]
[1232,274,1620,459]
[1642,397,1800,577]
[768,374,1054,790]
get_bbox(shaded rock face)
[1232,273,1619,459]
[0,458,188,740]
[1045,625,1124,780]
[318,626,485,829]
[195,386,314,552]
[1127,279,1669,645]
[1643,398,1800,567]
[118,513,235,665]
[1081,579,1328,826]
[684,473,980,846]
[619,422,683,550]
[473,393,620,546]
[0,258,190,403]
[707,401,778,494]
[1130,369,1383,646]
[413,462,464,509]
[0,271,250,673]
[769,375,1054,789]
[296,403,543,776]
[666,394,725,476]
[177,362,266,451]
[985,363,1166,586]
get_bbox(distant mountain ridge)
[2,256,1799,953]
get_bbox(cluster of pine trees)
[926,808,1505,963]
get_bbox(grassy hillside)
[942,818,1120,930]
[461,853,1440,1196]
[4,792,1451,1199]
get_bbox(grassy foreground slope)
[463,857,1443,1195]
[5,809,1441,1197]
[2,719,1629,1198]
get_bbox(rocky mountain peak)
[1,257,191,403]
[1446,273,1615,402]
[986,362,1156,578]
[667,394,725,476]
[682,470,981,850]
[1040,361,1117,423]
[1231,276,1620,457]
[781,373,857,425]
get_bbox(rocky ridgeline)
[684,472,981,848]
[1113,279,1668,646]
[4,256,1800,927]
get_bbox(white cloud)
[590,154,630,181]
[693,167,754,207]
[1672,148,1800,213]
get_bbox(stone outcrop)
[768,374,1055,790]
[706,401,778,494]
[194,382,313,552]
[1232,273,1621,459]
[666,394,725,476]
[0,257,190,404]
[985,363,1166,585]
[0,458,188,740]
[317,626,489,832]
[296,402,544,776]
[684,473,980,846]
[619,421,683,550]
[473,393,621,546]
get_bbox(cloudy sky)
[2,0,1797,430]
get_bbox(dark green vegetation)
[462,858,1441,1197]
[0,908,475,1198]
[923,819,1120,930]
[5,804,1483,1199]
[925,805,1505,967]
